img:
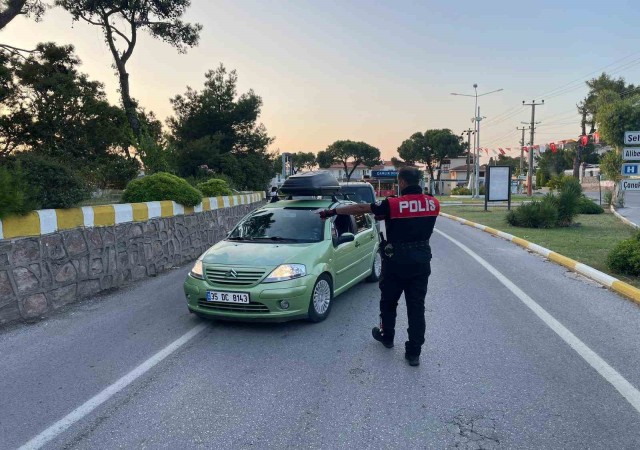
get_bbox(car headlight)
[263,264,306,283]
[190,260,204,279]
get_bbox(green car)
[184,199,381,322]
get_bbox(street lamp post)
[451,86,503,198]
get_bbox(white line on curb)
[18,324,207,450]
[435,228,640,415]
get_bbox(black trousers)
[378,259,431,356]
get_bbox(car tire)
[366,250,382,282]
[308,274,333,323]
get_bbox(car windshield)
[227,208,324,243]
[340,185,375,204]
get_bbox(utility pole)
[462,128,474,181]
[522,100,544,196]
[475,107,484,197]
[516,126,530,175]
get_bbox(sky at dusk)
[5,0,640,161]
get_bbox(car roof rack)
[280,171,341,197]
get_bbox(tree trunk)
[0,0,26,30]
[119,69,141,142]
[572,145,582,178]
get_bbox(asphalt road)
[2,218,640,449]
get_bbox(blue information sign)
[371,170,398,178]
[622,163,640,176]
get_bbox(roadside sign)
[621,179,640,191]
[624,131,640,145]
[621,163,640,176]
[371,170,397,178]
[623,147,640,160]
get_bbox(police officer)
[318,167,439,366]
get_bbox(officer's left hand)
[316,209,337,220]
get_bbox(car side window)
[354,214,369,234]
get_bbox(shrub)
[196,178,233,197]
[0,163,36,219]
[604,190,613,207]
[506,199,558,228]
[122,172,202,206]
[577,197,604,214]
[479,185,486,195]
[451,186,471,195]
[556,177,582,225]
[15,153,89,209]
[607,232,640,276]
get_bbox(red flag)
[580,135,589,146]
[550,142,557,153]
[594,131,600,144]
[499,148,506,155]
[522,146,529,153]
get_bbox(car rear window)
[227,208,324,243]
[339,185,375,204]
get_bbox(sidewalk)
[585,190,640,227]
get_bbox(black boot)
[371,327,394,348]
[404,353,420,367]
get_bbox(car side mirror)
[335,233,355,246]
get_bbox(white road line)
[18,324,207,450]
[434,228,640,415]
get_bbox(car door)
[330,214,360,292]
[353,213,377,276]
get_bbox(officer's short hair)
[398,166,421,186]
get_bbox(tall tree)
[168,64,276,190]
[398,129,463,191]
[574,73,640,177]
[290,151,316,173]
[316,150,333,169]
[323,140,381,181]
[0,0,45,31]
[56,0,201,140]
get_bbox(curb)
[440,211,640,307]
[610,205,639,229]
[0,192,265,241]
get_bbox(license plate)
[206,291,250,304]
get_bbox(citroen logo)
[227,269,238,278]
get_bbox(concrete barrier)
[0,193,265,325]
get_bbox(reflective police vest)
[388,194,440,220]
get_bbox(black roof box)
[280,171,340,196]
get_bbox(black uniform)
[370,185,440,357]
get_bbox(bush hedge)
[506,199,558,228]
[122,172,202,207]
[607,232,640,276]
[451,186,471,195]
[16,153,89,209]
[0,163,36,219]
[577,197,604,214]
[507,176,584,228]
[196,178,233,197]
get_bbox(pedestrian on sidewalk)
[317,167,440,366]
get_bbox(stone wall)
[0,202,263,325]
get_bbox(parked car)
[184,172,381,323]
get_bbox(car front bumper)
[184,275,314,322]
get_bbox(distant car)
[338,181,376,204]
[184,172,381,323]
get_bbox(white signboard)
[487,166,510,201]
[621,179,640,191]
[624,131,640,145]
[623,147,640,160]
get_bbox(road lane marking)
[435,228,640,415]
[18,324,207,450]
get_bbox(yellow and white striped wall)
[0,192,265,241]
[440,211,640,306]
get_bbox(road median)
[440,211,640,307]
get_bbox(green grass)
[436,194,543,204]
[440,205,639,288]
